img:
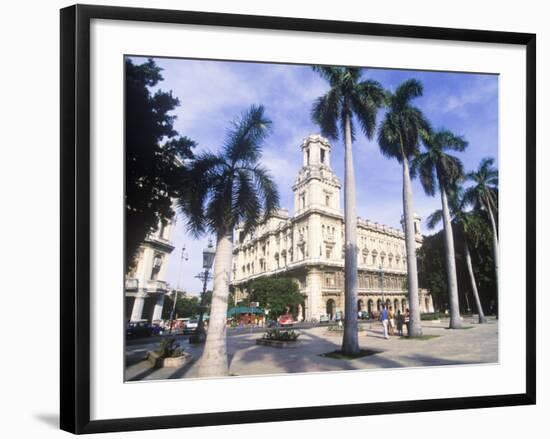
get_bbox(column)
[427,294,435,313]
[306,268,323,321]
[152,294,165,321]
[418,291,426,313]
[130,293,146,321]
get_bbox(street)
[125,316,498,381]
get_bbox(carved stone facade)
[231,134,434,321]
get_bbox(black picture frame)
[60,4,536,434]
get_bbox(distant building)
[125,219,175,322]
[231,134,433,321]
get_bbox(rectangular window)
[325,272,336,287]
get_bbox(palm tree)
[178,105,279,377]
[464,158,499,291]
[311,66,385,355]
[378,79,431,337]
[412,128,466,329]
[426,188,488,324]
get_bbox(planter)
[256,339,301,348]
[146,350,193,368]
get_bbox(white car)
[183,319,199,333]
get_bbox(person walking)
[380,306,389,339]
[396,309,404,336]
[388,306,395,336]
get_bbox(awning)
[227,306,265,316]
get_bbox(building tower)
[291,134,342,318]
[292,134,341,215]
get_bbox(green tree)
[125,58,196,271]
[412,128,467,329]
[464,158,499,291]
[417,231,447,310]
[177,105,279,377]
[247,277,305,320]
[377,79,431,337]
[162,293,200,319]
[311,66,385,355]
[455,208,490,323]
[425,188,488,323]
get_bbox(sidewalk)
[125,316,498,381]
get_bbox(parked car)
[278,314,294,327]
[126,320,153,338]
[319,314,330,324]
[183,318,199,334]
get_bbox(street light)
[379,264,385,310]
[202,239,216,270]
[192,240,215,343]
[169,246,188,334]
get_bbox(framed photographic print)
[60,4,536,434]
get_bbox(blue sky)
[128,56,498,295]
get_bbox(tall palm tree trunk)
[464,241,487,324]
[342,113,359,355]
[485,201,499,293]
[440,185,463,329]
[402,157,422,336]
[197,231,233,377]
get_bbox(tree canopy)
[412,128,467,196]
[311,66,385,142]
[246,277,305,319]
[125,57,196,271]
[418,222,497,314]
[177,105,279,239]
[162,293,201,320]
[378,79,431,162]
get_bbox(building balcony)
[146,279,169,292]
[125,278,139,290]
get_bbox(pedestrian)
[388,306,395,336]
[396,309,404,336]
[404,308,410,336]
[380,306,389,339]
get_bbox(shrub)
[327,325,344,332]
[157,338,184,358]
[328,324,367,332]
[262,329,300,341]
[420,312,441,321]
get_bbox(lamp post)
[169,246,188,335]
[379,264,385,310]
[192,240,215,343]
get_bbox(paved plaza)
[125,317,498,381]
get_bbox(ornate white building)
[125,220,175,322]
[231,134,434,321]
